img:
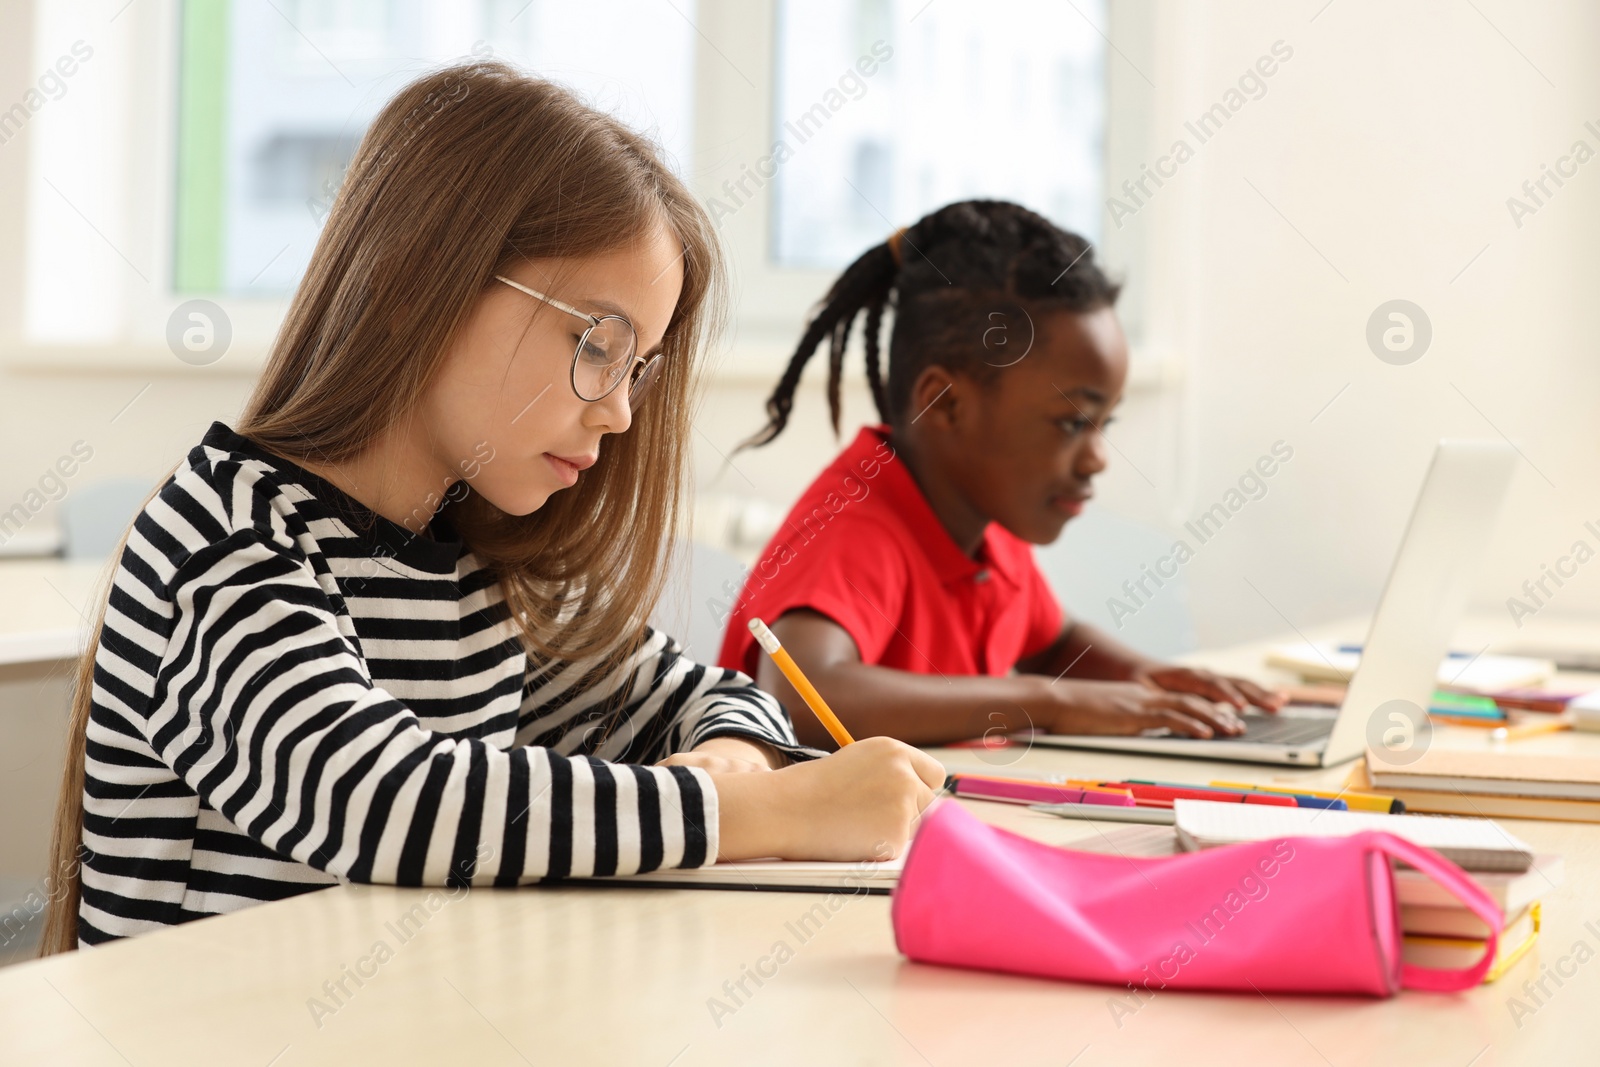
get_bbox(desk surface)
[5,617,1600,1064]
[0,559,106,666]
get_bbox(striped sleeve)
[517,627,826,767]
[146,527,722,884]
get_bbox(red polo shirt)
[717,425,1064,679]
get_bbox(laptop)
[1030,440,1519,767]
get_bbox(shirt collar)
[201,421,465,573]
[854,425,1024,589]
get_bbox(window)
[770,0,1106,268]
[16,0,1154,373]
[20,0,698,356]
[173,0,698,296]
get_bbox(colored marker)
[1430,691,1503,721]
[1093,782,1297,807]
[949,772,1133,800]
[1124,779,1347,811]
[950,777,1136,807]
[1210,780,1404,814]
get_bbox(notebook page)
[1173,799,1533,871]
[581,856,905,890]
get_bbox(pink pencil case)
[892,801,1500,996]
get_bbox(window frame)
[4,0,1173,391]
[692,0,1170,387]
[7,0,290,372]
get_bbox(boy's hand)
[1131,665,1286,713]
[1045,679,1247,738]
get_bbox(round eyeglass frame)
[493,274,663,410]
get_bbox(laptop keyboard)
[1224,712,1335,747]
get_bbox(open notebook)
[570,857,904,894]
[1173,798,1534,872]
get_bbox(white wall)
[3,0,1598,658]
[694,1,1600,655]
[1102,1,1600,649]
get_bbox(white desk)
[0,559,105,958]
[3,616,1600,1064]
[0,558,106,665]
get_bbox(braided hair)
[741,199,1121,448]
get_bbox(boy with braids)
[717,200,1282,749]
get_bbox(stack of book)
[1358,748,1600,823]
[1172,799,1561,983]
[1396,856,1560,981]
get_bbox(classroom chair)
[1034,507,1198,660]
[649,540,748,664]
[59,478,155,560]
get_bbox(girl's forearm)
[691,734,787,768]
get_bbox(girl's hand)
[657,736,782,775]
[710,736,947,862]
[1044,679,1246,738]
[1131,664,1286,712]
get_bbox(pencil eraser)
[748,617,780,654]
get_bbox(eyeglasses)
[493,274,663,410]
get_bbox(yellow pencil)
[748,617,856,747]
[1490,715,1574,743]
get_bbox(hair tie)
[886,226,907,266]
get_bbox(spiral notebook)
[1173,798,1534,872]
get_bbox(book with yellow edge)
[1402,902,1541,983]
[1367,748,1600,800]
[1349,759,1600,823]
[1403,901,1530,940]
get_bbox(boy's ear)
[908,366,960,429]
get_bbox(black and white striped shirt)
[79,421,809,945]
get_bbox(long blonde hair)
[40,60,723,954]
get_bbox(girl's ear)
[908,365,960,430]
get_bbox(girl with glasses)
[42,61,942,952]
